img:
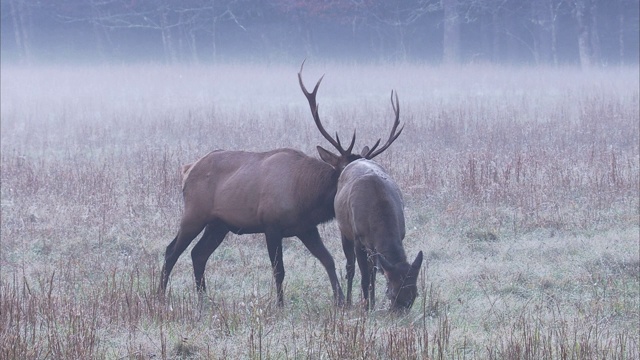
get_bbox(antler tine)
[346,130,356,153]
[337,130,357,154]
[297,61,324,108]
[365,138,382,156]
[365,90,404,159]
[298,61,347,155]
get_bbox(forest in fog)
[1,0,638,66]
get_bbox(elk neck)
[374,236,408,268]
[297,157,341,225]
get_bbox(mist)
[1,0,638,66]
[2,1,640,358]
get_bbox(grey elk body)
[335,96,424,312]
[159,62,397,306]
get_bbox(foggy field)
[1,63,639,359]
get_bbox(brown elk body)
[160,148,345,305]
[335,159,423,311]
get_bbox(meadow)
[1,63,638,359]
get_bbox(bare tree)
[573,0,599,68]
[442,0,460,64]
[1,0,637,65]
[530,0,551,64]
[378,1,439,62]
[547,0,564,66]
[618,0,625,65]
[7,0,33,64]
[204,0,246,63]
[61,0,204,64]
[88,1,117,61]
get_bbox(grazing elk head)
[379,251,423,311]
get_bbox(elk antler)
[363,90,404,159]
[298,60,356,156]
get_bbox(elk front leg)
[298,228,345,306]
[191,222,229,294]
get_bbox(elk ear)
[317,146,340,168]
[181,163,193,176]
[411,251,424,273]
[360,146,370,157]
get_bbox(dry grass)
[1,63,638,359]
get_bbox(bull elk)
[335,93,424,312]
[161,147,344,306]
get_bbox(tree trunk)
[574,0,592,68]
[396,25,408,62]
[160,10,178,64]
[189,29,199,64]
[479,13,491,62]
[89,1,106,62]
[9,0,32,64]
[618,8,624,65]
[299,16,315,59]
[212,19,218,63]
[589,0,600,65]
[531,0,553,65]
[549,0,559,66]
[492,9,500,63]
[531,2,541,65]
[442,0,459,64]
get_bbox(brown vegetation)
[1,64,638,359]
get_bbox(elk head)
[379,251,423,311]
[298,61,404,170]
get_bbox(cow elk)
[334,92,424,312]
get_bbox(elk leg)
[159,220,206,294]
[341,235,356,306]
[355,244,371,310]
[265,231,285,306]
[191,222,229,294]
[298,228,345,306]
[369,254,377,310]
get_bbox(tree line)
[2,0,638,66]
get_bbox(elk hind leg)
[159,219,206,294]
[369,255,377,309]
[191,221,229,294]
[341,235,356,306]
[355,244,373,310]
